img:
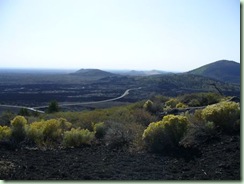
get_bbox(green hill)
[187,60,240,84]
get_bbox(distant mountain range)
[187,60,240,84]
[110,69,170,76]
[71,60,240,84]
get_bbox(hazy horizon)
[0,0,240,71]
[0,58,240,74]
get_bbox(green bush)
[0,126,11,141]
[63,128,95,147]
[142,115,189,152]
[92,122,107,139]
[201,101,240,132]
[10,116,28,142]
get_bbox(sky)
[0,0,240,72]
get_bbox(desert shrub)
[133,109,158,126]
[10,116,28,142]
[176,102,188,108]
[179,92,221,107]
[63,128,95,147]
[143,100,154,112]
[201,101,240,132]
[42,119,63,143]
[26,121,45,146]
[204,93,222,105]
[142,115,189,152]
[188,99,201,107]
[143,100,163,113]
[125,123,146,152]
[26,118,72,147]
[103,121,133,149]
[92,122,107,139]
[179,113,216,148]
[165,98,179,108]
[0,126,11,141]
[0,111,15,126]
[57,118,72,131]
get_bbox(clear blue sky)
[0,0,240,71]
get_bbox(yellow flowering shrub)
[92,122,106,139]
[10,116,28,142]
[0,126,11,141]
[165,98,179,108]
[201,101,240,132]
[63,128,95,147]
[176,102,188,108]
[26,118,72,146]
[142,115,189,152]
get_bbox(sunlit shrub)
[58,118,72,131]
[26,121,45,146]
[201,101,240,132]
[176,102,188,108]
[142,115,189,152]
[165,98,179,108]
[63,128,95,147]
[10,116,28,142]
[42,119,63,143]
[92,122,107,139]
[143,100,153,112]
[26,118,72,146]
[0,126,11,141]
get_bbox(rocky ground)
[0,133,240,180]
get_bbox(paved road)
[0,87,142,114]
[0,104,45,114]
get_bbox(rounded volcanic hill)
[187,60,240,84]
[70,69,117,79]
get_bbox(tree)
[18,108,30,116]
[47,100,60,113]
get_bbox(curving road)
[0,87,142,114]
